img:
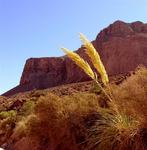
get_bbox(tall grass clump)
[85,111,144,150]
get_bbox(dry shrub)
[20,93,100,150]
[19,100,35,117]
[111,66,147,124]
[0,110,17,144]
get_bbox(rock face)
[95,21,147,75]
[20,57,66,87]
[3,20,147,96]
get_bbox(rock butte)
[3,20,147,96]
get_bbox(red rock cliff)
[3,20,147,96]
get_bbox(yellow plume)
[61,48,95,80]
[79,33,109,85]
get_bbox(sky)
[0,0,147,94]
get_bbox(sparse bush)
[19,100,35,117]
[0,110,17,120]
[0,110,17,144]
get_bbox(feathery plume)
[61,47,95,80]
[79,33,109,85]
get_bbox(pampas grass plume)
[80,33,109,85]
[61,47,95,80]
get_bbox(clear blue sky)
[0,0,147,94]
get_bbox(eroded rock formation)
[3,20,147,96]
